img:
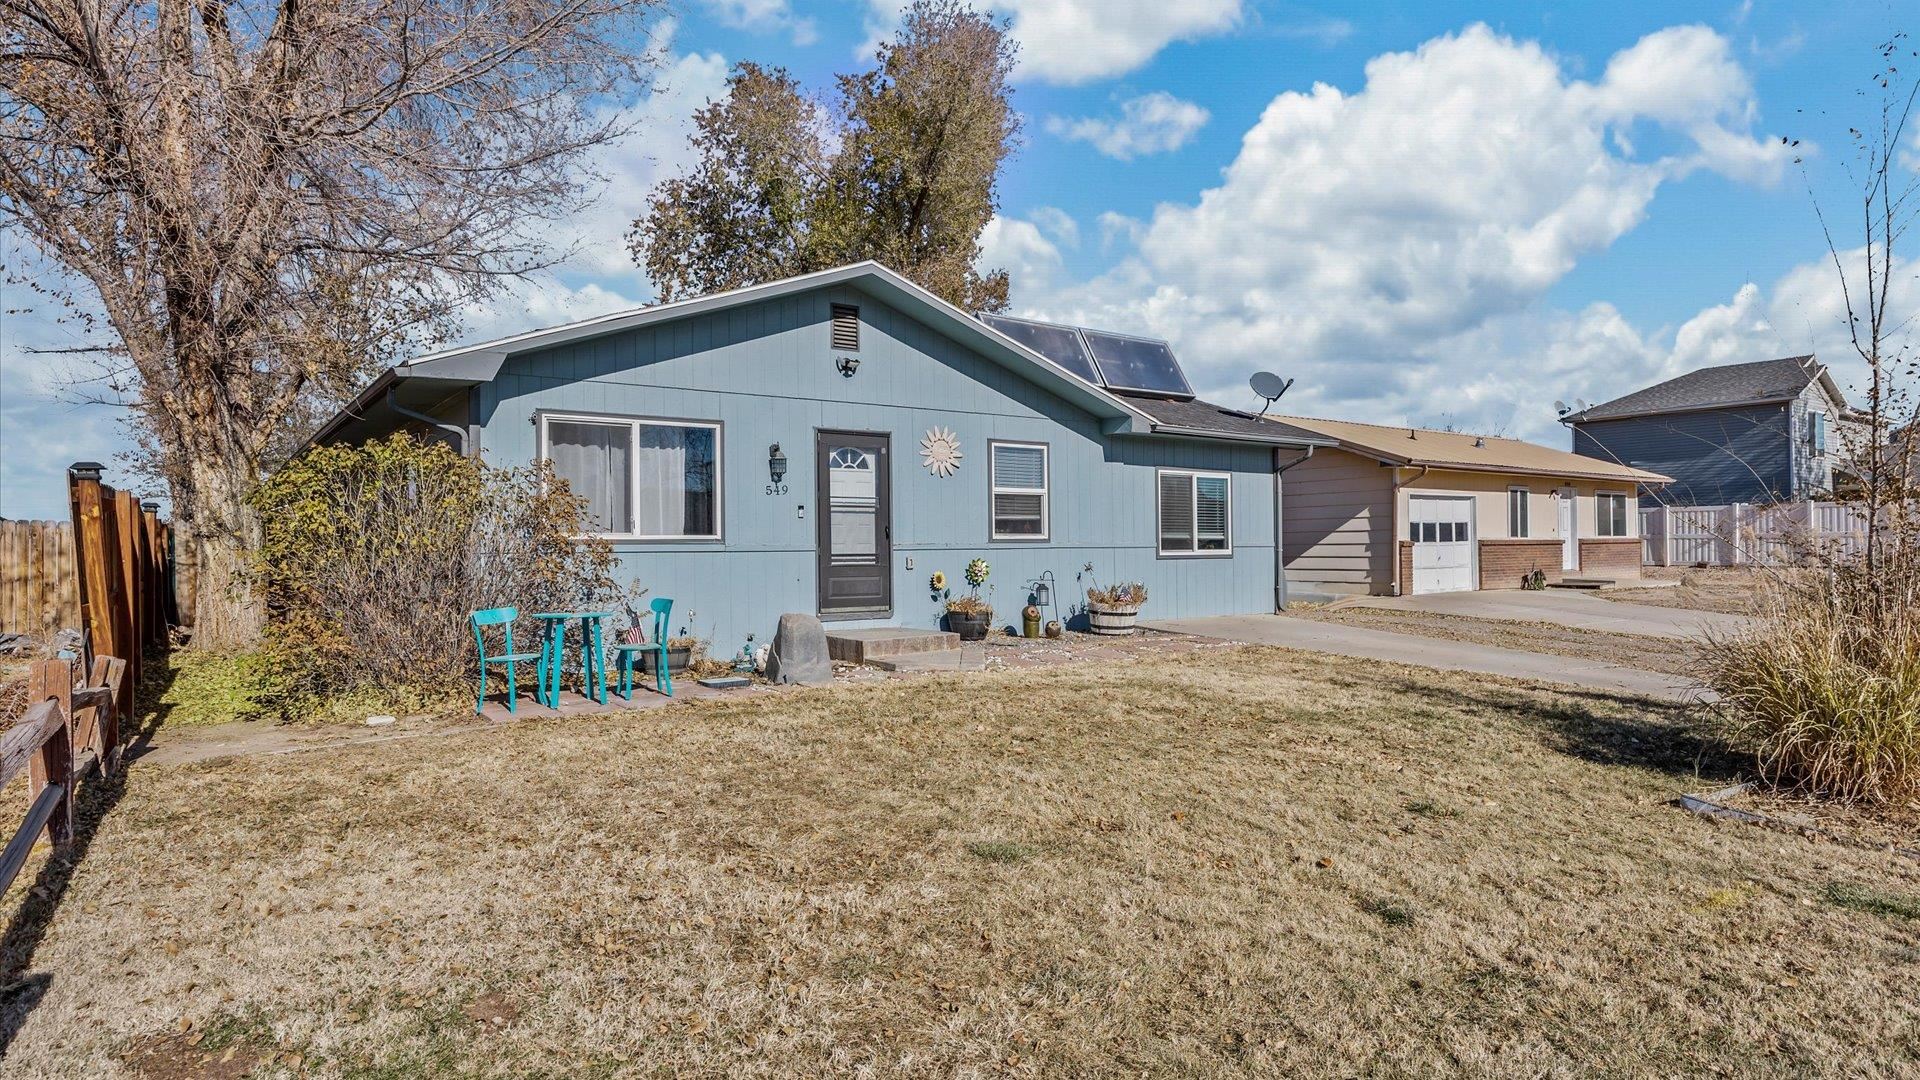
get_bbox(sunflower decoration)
[929,571,948,592]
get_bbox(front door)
[1557,489,1578,571]
[1408,495,1475,594]
[816,431,892,616]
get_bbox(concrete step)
[1550,577,1616,590]
[867,645,986,672]
[824,627,960,664]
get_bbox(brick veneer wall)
[1477,539,1565,590]
[1579,538,1643,578]
[1397,540,1412,596]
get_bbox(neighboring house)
[1562,356,1852,506]
[1266,416,1669,599]
[312,262,1335,652]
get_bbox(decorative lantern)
[768,443,788,485]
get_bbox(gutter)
[1149,423,1332,449]
[1272,445,1316,610]
[1387,464,1430,597]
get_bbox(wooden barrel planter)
[640,644,695,674]
[1085,602,1141,636]
[946,609,992,641]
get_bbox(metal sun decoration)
[920,427,963,478]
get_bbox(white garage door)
[1409,496,1475,594]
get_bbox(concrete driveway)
[1340,589,1749,641]
[1142,614,1704,703]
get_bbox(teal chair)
[612,598,673,699]
[471,607,544,713]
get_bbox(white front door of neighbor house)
[1409,495,1475,594]
[1557,489,1578,571]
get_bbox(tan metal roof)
[1266,415,1671,484]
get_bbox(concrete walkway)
[1142,614,1705,703]
[1340,589,1749,641]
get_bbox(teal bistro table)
[531,611,615,708]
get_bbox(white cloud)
[701,0,817,46]
[862,0,1243,84]
[978,216,1066,302]
[545,48,731,279]
[1046,92,1210,159]
[1270,13,1353,48]
[1028,206,1081,248]
[1002,24,1794,440]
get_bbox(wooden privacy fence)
[0,520,81,636]
[0,655,125,898]
[64,462,176,713]
[1641,501,1872,567]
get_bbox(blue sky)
[2,0,1913,518]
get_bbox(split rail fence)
[1641,501,1871,567]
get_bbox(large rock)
[764,613,833,685]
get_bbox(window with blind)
[1508,487,1530,538]
[1597,492,1630,537]
[540,413,722,539]
[1157,470,1231,555]
[989,441,1048,539]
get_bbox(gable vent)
[831,304,860,352]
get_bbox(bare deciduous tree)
[1,0,663,646]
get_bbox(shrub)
[250,435,618,717]
[1702,528,1920,805]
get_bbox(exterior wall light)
[769,443,788,484]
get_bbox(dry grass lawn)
[1602,567,1763,615]
[1294,607,1701,677]
[1,647,1916,1078]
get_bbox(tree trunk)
[182,452,266,649]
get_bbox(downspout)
[1272,445,1316,611]
[387,385,466,455]
[1388,464,1430,597]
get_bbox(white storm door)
[1409,496,1475,594]
[1556,490,1578,571]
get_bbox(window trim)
[1156,468,1233,558]
[1508,486,1530,538]
[1595,490,1631,539]
[988,440,1050,542]
[1808,410,1828,456]
[535,409,725,542]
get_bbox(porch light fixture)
[768,443,788,484]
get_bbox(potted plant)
[1084,578,1148,636]
[935,559,995,641]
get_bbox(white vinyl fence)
[1641,501,1871,566]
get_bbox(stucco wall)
[467,283,1278,652]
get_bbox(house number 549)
[765,483,789,495]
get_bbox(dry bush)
[249,435,618,717]
[1704,515,1920,805]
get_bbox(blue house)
[1562,356,1853,506]
[312,263,1332,654]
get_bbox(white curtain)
[636,426,689,536]
[548,420,630,533]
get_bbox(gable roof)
[1268,415,1670,484]
[1562,356,1846,424]
[310,262,1322,450]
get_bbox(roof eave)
[1562,395,1800,425]
[1405,459,1669,484]
[1146,423,1337,448]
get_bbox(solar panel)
[1081,330,1194,398]
[978,314,1102,385]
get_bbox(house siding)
[1571,403,1793,506]
[1280,448,1394,598]
[1788,381,1842,499]
[467,284,1276,653]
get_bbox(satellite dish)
[1554,399,1570,416]
[1249,371,1294,415]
